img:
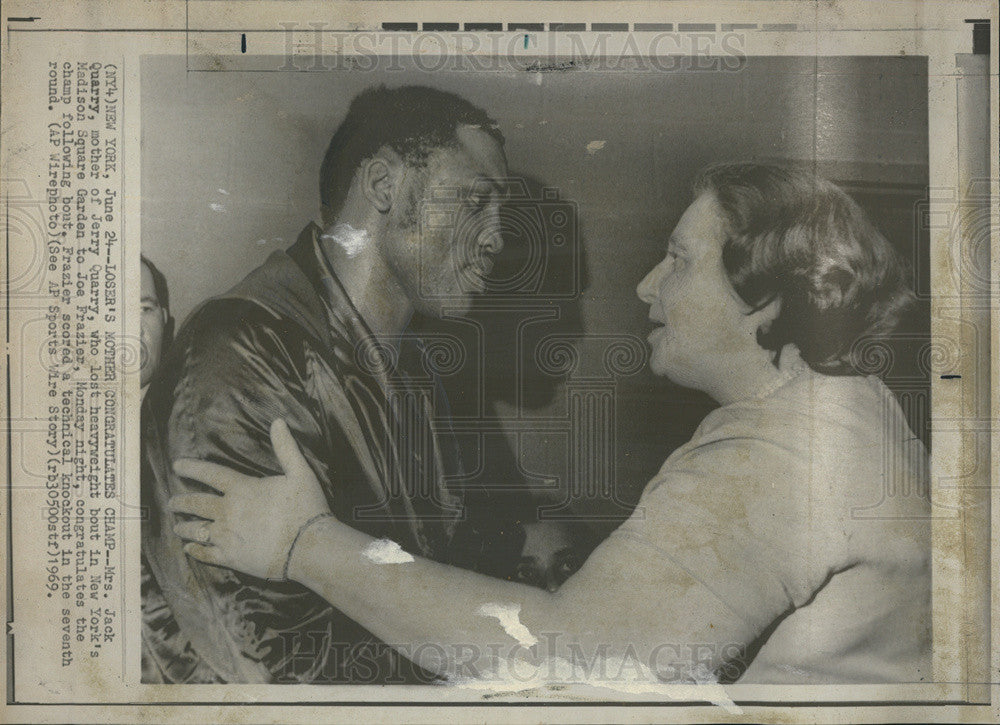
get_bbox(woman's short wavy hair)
[693,162,916,374]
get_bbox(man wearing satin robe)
[141,85,527,683]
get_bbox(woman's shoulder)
[769,371,925,470]
[634,370,928,616]
[672,370,929,547]
[657,370,926,509]
[694,371,907,448]
[776,370,891,413]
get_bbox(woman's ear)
[749,295,782,337]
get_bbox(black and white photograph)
[2,2,996,722]
[140,54,935,686]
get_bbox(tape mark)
[321,222,370,257]
[477,602,538,647]
[362,538,414,564]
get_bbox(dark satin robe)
[141,224,520,683]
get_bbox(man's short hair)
[693,162,916,375]
[319,85,505,225]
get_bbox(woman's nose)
[636,263,662,304]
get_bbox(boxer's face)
[383,126,507,317]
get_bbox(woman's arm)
[171,420,776,683]
[171,420,564,677]
[288,512,771,683]
[287,515,560,678]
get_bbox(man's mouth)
[466,258,494,279]
[460,261,491,293]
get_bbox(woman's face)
[636,192,762,393]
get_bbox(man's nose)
[636,262,662,304]
[478,208,504,255]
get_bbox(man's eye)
[553,552,582,581]
[462,199,487,217]
[515,560,544,588]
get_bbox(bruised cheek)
[420,230,458,280]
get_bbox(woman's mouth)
[647,316,667,341]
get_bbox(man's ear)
[359,151,400,214]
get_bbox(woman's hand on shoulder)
[169,419,332,581]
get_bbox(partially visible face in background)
[515,521,584,592]
[141,261,167,387]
